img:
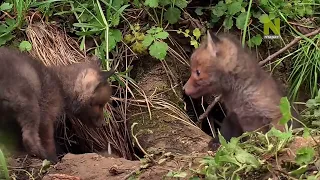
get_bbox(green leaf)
[154,31,169,39]
[236,12,247,30]
[259,14,270,24]
[19,41,32,52]
[195,8,203,15]
[164,7,181,24]
[212,1,227,17]
[306,99,317,108]
[248,34,262,47]
[223,16,233,30]
[228,1,242,15]
[144,0,158,8]
[0,2,13,11]
[142,34,154,47]
[193,28,201,40]
[0,33,13,47]
[235,149,261,168]
[190,40,199,48]
[279,97,292,125]
[295,147,315,165]
[159,0,171,6]
[110,29,122,42]
[107,29,122,52]
[0,24,8,33]
[175,0,188,9]
[149,41,168,60]
[251,34,262,46]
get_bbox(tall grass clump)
[288,34,320,101]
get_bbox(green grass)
[0,148,10,180]
[288,34,320,101]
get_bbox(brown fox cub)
[183,31,301,149]
[0,47,114,163]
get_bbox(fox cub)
[183,31,301,150]
[0,47,114,162]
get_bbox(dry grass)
[22,8,206,162]
[25,18,135,160]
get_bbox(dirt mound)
[43,153,140,180]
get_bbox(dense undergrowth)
[0,0,320,179]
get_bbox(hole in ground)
[182,86,227,137]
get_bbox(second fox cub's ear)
[206,31,220,57]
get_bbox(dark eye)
[196,70,200,76]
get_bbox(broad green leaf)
[295,147,315,165]
[19,41,32,52]
[212,1,227,17]
[107,29,122,52]
[142,34,154,47]
[236,12,247,30]
[215,154,240,166]
[0,24,7,33]
[0,33,13,47]
[0,3,13,11]
[251,34,262,46]
[154,31,169,39]
[259,14,270,24]
[164,7,181,24]
[195,8,203,15]
[175,0,188,9]
[227,1,242,15]
[144,0,158,8]
[223,16,233,30]
[235,149,261,168]
[306,99,317,108]
[149,41,168,60]
[248,34,262,47]
[279,97,292,125]
[193,28,201,40]
[110,29,122,42]
[268,127,292,141]
[159,0,171,6]
[5,18,16,27]
[111,0,126,10]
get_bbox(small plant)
[142,26,169,60]
[19,40,32,52]
[143,0,189,25]
[287,34,320,101]
[209,0,252,31]
[301,89,320,128]
[124,23,148,55]
[177,28,202,48]
[259,0,316,19]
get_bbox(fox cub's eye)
[196,70,200,76]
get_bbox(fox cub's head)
[71,60,115,127]
[183,31,239,99]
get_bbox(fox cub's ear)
[206,31,220,57]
